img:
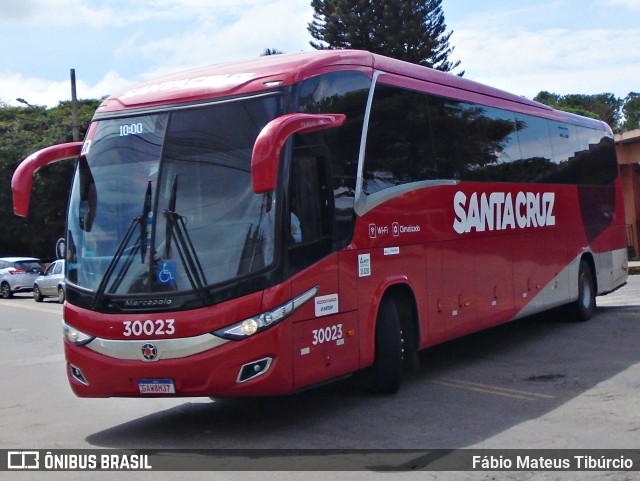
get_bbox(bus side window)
[288,141,334,273]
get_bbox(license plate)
[138,379,175,394]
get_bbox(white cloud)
[451,5,640,99]
[0,0,116,27]
[80,71,132,100]
[0,0,315,106]
[126,0,313,78]
[604,0,640,7]
[0,73,69,107]
[0,70,132,107]
[10,0,636,108]
[0,0,308,28]
[0,0,37,20]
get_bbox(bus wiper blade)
[164,175,210,303]
[140,181,152,263]
[91,182,152,310]
[91,217,142,310]
[164,175,178,259]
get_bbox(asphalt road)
[1,276,639,481]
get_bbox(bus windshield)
[66,95,283,299]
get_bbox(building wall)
[615,130,640,257]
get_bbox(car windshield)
[66,95,283,299]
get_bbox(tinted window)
[504,113,555,183]
[431,100,520,182]
[363,83,616,191]
[296,71,370,250]
[573,128,617,185]
[364,84,437,194]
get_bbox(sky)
[1,0,639,108]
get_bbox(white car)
[0,257,45,299]
[33,259,65,303]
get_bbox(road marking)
[432,378,555,401]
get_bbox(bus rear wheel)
[567,260,596,322]
[366,297,403,394]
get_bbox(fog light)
[69,364,89,385]
[237,357,272,383]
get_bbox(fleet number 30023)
[123,319,175,337]
[312,324,343,345]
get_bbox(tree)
[0,99,100,258]
[308,0,462,73]
[621,92,640,131]
[534,91,622,128]
[261,48,284,56]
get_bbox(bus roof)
[96,49,608,131]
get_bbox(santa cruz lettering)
[453,191,555,234]
[120,73,256,99]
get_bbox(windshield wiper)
[91,181,152,310]
[140,181,152,262]
[164,175,210,303]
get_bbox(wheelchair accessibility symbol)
[157,261,177,285]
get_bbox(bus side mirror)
[251,113,346,194]
[12,142,83,217]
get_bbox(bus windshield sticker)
[157,260,177,285]
[80,140,91,156]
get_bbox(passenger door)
[288,139,359,389]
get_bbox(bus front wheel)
[367,297,403,394]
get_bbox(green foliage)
[0,99,100,259]
[621,92,640,131]
[533,91,630,130]
[308,0,462,73]
[261,48,284,56]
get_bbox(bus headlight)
[213,285,318,340]
[63,321,95,346]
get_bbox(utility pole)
[70,68,79,142]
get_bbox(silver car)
[0,257,46,299]
[33,259,65,303]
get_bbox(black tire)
[1,282,12,299]
[33,285,43,302]
[57,286,65,304]
[367,297,403,394]
[567,260,596,322]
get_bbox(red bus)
[12,50,628,397]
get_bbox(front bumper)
[64,324,294,398]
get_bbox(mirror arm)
[12,142,83,217]
[251,113,346,194]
